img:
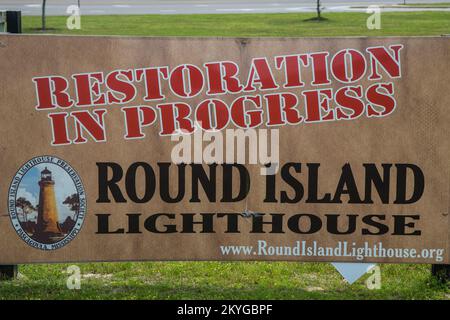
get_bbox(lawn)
[0,262,448,300]
[1,11,449,300]
[22,11,450,37]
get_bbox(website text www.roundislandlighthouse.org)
[219,240,445,262]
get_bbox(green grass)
[22,11,450,37]
[4,11,449,300]
[0,262,448,299]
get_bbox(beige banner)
[0,35,449,264]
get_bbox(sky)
[16,163,78,223]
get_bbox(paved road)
[0,0,448,16]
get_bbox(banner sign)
[0,35,449,264]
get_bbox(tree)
[316,0,322,20]
[16,197,36,223]
[41,0,47,31]
[63,193,80,220]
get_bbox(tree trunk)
[42,0,46,31]
[20,207,27,223]
[317,0,321,19]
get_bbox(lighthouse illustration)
[35,167,63,242]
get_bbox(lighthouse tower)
[35,167,62,242]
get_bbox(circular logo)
[8,156,86,250]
